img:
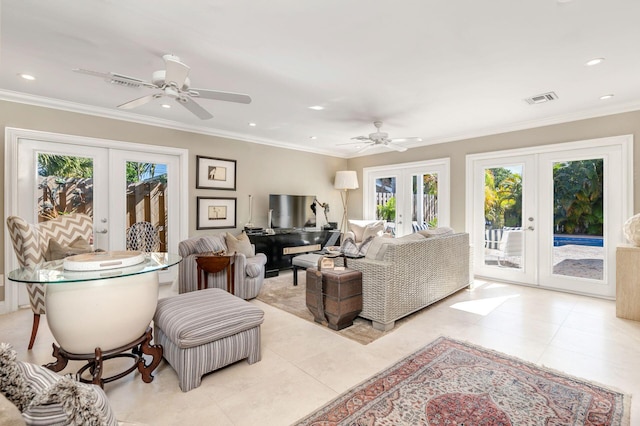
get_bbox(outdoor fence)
[38,176,167,250]
[374,192,438,224]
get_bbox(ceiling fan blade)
[336,141,367,146]
[176,97,213,120]
[190,88,252,104]
[73,69,156,89]
[117,94,157,109]
[164,56,190,89]
[391,137,423,142]
[357,144,375,154]
[351,136,370,141]
[384,142,408,152]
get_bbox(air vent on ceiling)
[525,91,558,105]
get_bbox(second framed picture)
[197,197,237,229]
[196,155,236,190]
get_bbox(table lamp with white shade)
[334,170,359,235]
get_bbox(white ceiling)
[2,0,640,158]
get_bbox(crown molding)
[0,89,345,158]
[2,89,639,160]
[399,100,640,151]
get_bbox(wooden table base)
[45,327,163,388]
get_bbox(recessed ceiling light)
[309,136,317,140]
[18,73,35,81]
[308,105,324,111]
[585,58,605,66]
[161,104,171,109]
[599,94,614,100]
[248,122,257,127]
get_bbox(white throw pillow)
[348,220,385,242]
[225,232,255,257]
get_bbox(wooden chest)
[306,267,362,330]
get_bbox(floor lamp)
[334,171,359,235]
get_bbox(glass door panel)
[551,159,604,281]
[126,161,168,251]
[483,166,523,270]
[37,153,94,223]
[374,176,397,236]
[412,172,439,228]
[472,156,536,285]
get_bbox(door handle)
[527,226,534,231]
[97,228,108,234]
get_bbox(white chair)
[497,229,524,267]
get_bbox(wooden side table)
[196,254,236,294]
[306,267,362,330]
[616,244,640,321]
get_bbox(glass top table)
[7,251,182,388]
[7,252,182,284]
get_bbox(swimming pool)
[553,235,603,247]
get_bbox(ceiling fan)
[73,54,252,120]
[339,121,421,153]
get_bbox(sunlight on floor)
[450,294,520,316]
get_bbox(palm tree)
[38,154,93,178]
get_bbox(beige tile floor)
[2,274,638,425]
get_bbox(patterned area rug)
[294,336,631,425]
[257,270,407,345]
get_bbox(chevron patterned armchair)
[6,213,94,349]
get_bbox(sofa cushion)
[365,233,423,261]
[418,227,454,238]
[195,235,227,254]
[0,343,117,426]
[225,232,255,257]
[0,343,35,412]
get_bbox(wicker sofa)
[347,232,472,331]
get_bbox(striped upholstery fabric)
[178,235,267,299]
[6,214,93,348]
[16,361,117,426]
[154,288,264,392]
[412,222,429,233]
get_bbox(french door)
[363,159,450,236]
[468,136,632,298]
[4,128,188,312]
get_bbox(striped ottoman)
[154,288,264,392]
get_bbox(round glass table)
[8,252,182,387]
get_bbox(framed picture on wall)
[196,155,236,190]
[197,197,237,229]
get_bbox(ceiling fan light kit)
[73,54,252,120]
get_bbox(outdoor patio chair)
[126,221,161,252]
[497,229,524,267]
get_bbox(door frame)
[3,127,189,313]
[465,134,633,298]
[362,158,450,236]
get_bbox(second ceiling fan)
[340,121,422,153]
